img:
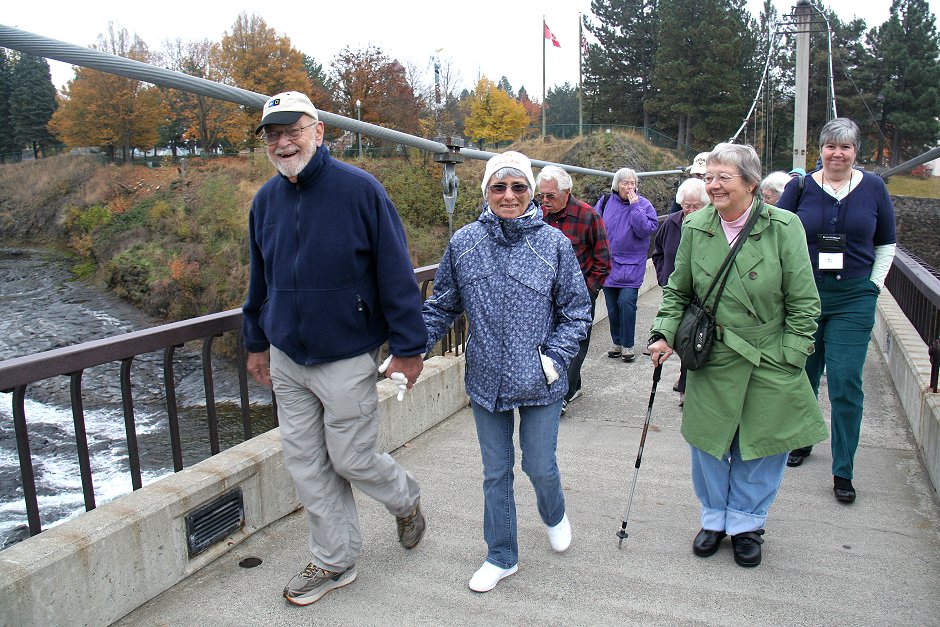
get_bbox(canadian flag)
[544,22,561,48]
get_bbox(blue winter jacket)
[423,205,591,412]
[242,145,427,365]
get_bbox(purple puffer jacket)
[595,193,659,288]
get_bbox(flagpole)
[578,14,584,137]
[542,16,546,139]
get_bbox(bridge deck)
[116,287,940,626]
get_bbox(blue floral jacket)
[423,205,591,412]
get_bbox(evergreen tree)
[872,0,940,165]
[583,0,660,129]
[9,53,58,159]
[0,48,17,161]
[544,82,580,136]
[648,0,760,149]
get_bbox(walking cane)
[616,363,662,549]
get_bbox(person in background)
[537,165,611,414]
[423,151,591,593]
[243,92,427,606]
[776,117,897,504]
[789,167,807,178]
[651,177,708,406]
[670,152,709,213]
[760,171,791,206]
[596,168,659,363]
[648,143,827,568]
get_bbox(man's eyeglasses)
[536,192,561,200]
[488,182,530,194]
[702,173,742,185]
[261,123,316,145]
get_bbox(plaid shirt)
[541,194,611,295]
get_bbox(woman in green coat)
[648,143,828,568]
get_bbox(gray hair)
[819,117,860,152]
[536,165,573,192]
[676,178,708,205]
[610,167,638,192]
[707,143,762,190]
[761,171,791,196]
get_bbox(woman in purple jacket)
[596,168,659,362]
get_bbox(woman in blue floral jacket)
[423,151,591,593]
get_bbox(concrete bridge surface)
[113,286,940,626]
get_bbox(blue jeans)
[603,286,639,348]
[470,399,566,569]
[803,275,879,480]
[689,434,788,536]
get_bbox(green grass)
[886,175,940,198]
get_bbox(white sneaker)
[547,513,572,552]
[468,561,518,592]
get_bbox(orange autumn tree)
[160,38,240,154]
[50,23,166,162]
[330,45,423,151]
[217,12,310,150]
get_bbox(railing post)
[11,385,41,536]
[69,371,96,511]
[930,339,939,394]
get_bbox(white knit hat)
[481,151,536,194]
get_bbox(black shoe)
[834,476,856,503]
[692,529,726,557]
[786,448,811,467]
[731,529,764,567]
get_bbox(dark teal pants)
[800,275,879,480]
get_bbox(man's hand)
[380,354,424,389]
[247,350,272,387]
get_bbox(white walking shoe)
[468,561,518,592]
[547,513,572,552]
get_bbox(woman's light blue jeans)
[603,286,639,348]
[689,433,788,536]
[470,399,566,569]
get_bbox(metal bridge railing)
[0,266,464,541]
[886,247,940,392]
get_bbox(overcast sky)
[3,0,937,104]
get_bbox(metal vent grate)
[184,488,245,557]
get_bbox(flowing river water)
[0,248,271,548]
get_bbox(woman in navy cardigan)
[776,118,897,504]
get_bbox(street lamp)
[356,99,362,159]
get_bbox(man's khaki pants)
[270,346,421,571]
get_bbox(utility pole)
[792,0,812,171]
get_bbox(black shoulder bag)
[675,200,763,370]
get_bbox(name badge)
[817,233,846,271]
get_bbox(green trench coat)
[650,200,828,460]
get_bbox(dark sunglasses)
[488,182,530,194]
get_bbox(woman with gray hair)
[760,171,791,205]
[595,167,659,362]
[423,151,591,592]
[776,118,897,504]
[648,143,827,568]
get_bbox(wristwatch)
[647,333,665,347]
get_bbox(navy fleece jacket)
[242,145,427,365]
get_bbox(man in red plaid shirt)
[536,166,611,413]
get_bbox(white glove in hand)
[540,350,560,385]
[378,355,408,401]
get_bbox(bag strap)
[700,198,764,313]
[598,193,610,217]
